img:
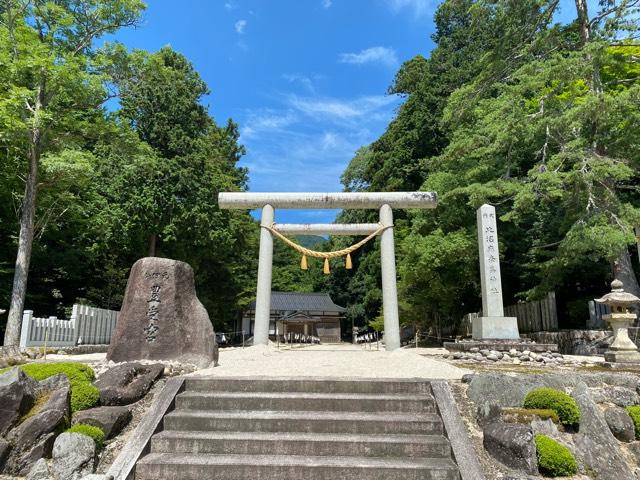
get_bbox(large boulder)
[0,437,10,472]
[604,406,635,443]
[483,421,538,475]
[0,367,39,436]
[94,362,163,406]
[72,406,131,439]
[468,373,569,407]
[467,371,640,408]
[51,432,96,480]
[591,386,640,407]
[4,378,70,476]
[572,382,634,479]
[107,257,217,368]
[26,458,51,480]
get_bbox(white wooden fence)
[19,304,119,348]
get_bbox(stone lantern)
[595,279,640,363]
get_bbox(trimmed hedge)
[626,406,640,440]
[534,434,577,477]
[9,363,98,413]
[523,388,580,428]
[67,424,105,450]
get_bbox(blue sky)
[110,0,583,223]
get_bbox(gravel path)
[191,343,470,379]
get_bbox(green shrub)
[12,363,98,413]
[67,424,105,449]
[626,406,640,439]
[71,382,100,413]
[534,434,577,477]
[523,388,580,428]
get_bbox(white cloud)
[241,110,297,139]
[322,0,333,8]
[234,19,247,34]
[224,2,233,10]
[339,46,398,68]
[282,74,317,94]
[237,92,402,216]
[385,0,435,18]
[288,94,397,122]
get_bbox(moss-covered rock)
[534,434,577,477]
[70,382,100,413]
[7,363,98,413]
[502,407,560,425]
[66,423,105,450]
[524,388,580,428]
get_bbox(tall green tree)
[90,45,254,329]
[0,0,145,346]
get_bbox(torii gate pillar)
[254,204,274,345]
[380,204,400,350]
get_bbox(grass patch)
[524,388,580,428]
[502,407,560,425]
[626,406,640,440]
[67,423,105,450]
[4,363,99,413]
[535,434,577,477]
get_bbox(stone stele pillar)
[472,204,519,340]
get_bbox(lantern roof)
[595,279,640,306]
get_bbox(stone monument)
[595,279,640,363]
[472,204,520,340]
[107,257,217,368]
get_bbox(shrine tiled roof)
[248,292,346,313]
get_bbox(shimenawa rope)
[260,223,391,273]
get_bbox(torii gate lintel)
[218,192,438,351]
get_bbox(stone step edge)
[151,430,450,444]
[163,410,442,422]
[136,453,459,469]
[186,376,437,383]
[177,391,434,401]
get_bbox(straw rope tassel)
[261,222,391,273]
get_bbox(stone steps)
[136,453,461,480]
[134,377,462,480]
[163,409,444,434]
[185,377,432,394]
[150,431,452,457]
[175,390,437,412]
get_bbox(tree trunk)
[4,133,41,346]
[616,248,640,298]
[574,0,591,46]
[574,0,603,96]
[147,233,157,257]
[4,78,45,347]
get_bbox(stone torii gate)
[218,192,437,351]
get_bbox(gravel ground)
[191,343,470,379]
